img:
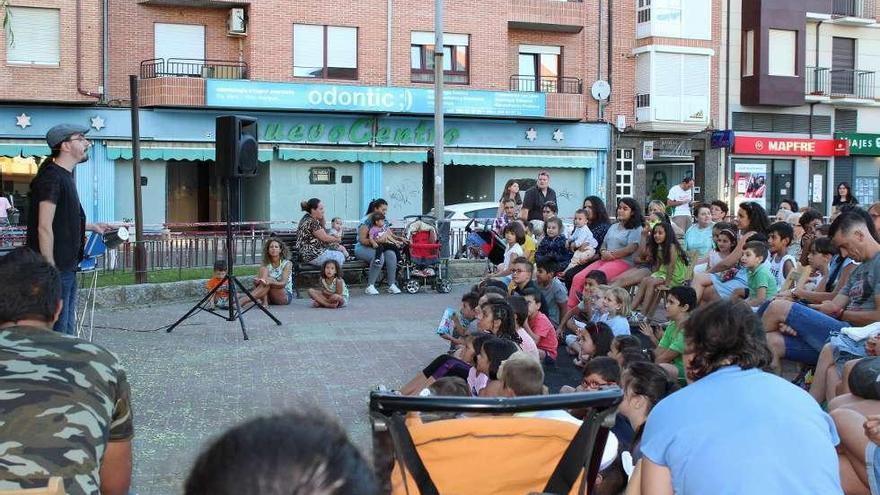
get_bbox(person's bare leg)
[241,285,270,308]
[840,359,863,397]
[327,294,345,308]
[766,332,787,374]
[762,299,793,334]
[831,396,880,418]
[612,267,651,290]
[809,344,835,402]
[838,453,871,495]
[631,278,650,310]
[691,272,711,301]
[701,284,720,303]
[827,366,844,404]
[831,408,872,490]
[400,373,431,396]
[659,363,679,381]
[829,393,862,413]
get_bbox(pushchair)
[399,214,452,294]
[462,217,507,271]
[370,389,622,495]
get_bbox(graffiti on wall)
[388,180,420,208]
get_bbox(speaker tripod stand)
[165,177,281,340]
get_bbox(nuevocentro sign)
[835,132,880,156]
[206,80,546,118]
[263,117,460,145]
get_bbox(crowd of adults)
[6,119,880,494]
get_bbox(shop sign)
[734,137,849,157]
[206,80,546,118]
[262,117,461,145]
[835,132,880,156]
[656,139,692,158]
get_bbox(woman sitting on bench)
[296,198,346,269]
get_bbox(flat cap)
[46,124,90,148]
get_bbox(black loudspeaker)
[216,115,259,178]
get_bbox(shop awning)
[277,146,599,168]
[0,141,51,157]
[277,147,426,163]
[105,142,274,162]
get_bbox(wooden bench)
[274,230,372,298]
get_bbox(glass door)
[769,160,794,214]
[809,160,829,215]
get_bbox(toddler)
[567,208,598,270]
[535,216,572,273]
[326,217,349,259]
[206,259,230,309]
[740,240,777,307]
[368,212,402,265]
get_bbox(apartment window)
[652,52,710,122]
[517,45,561,92]
[293,24,357,79]
[411,32,469,84]
[637,0,651,23]
[6,7,60,65]
[743,30,754,77]
[768,29,797,77]
[616,149,635,198]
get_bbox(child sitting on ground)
[399,332,483,396]
[609,335,653,368]
[308,259,349,308]
[535,217,572,273]
[206,259,230,309]
[641,286,695,385]
[441,291,480,351]
[535,259,569,327]
[596,287,632,337]
[489,223,525,279]
[558,270,607,339]
[507,295,541,361]
[740,240,777,307]
[476,336,520,397]
[326,217,350,259]
[630,220,689,321]
[522,287,559,365]
[767,221,796,289]
[566,208,598,270]
[524,220,538,262]
[708,223,737,271]
[368,212,402,265]
[560,356,621,394]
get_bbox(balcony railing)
[805,66,830,96]
[140,58,249,79]
[509,75,582,94]
[830,68,875,99]
[833,0,875,17]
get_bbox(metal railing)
[830,68,876,99]
[509,75,582,94]
[806,66,831,96]
[139,58,249,79]
[833,0,876,17]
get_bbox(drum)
[103,227,129,250]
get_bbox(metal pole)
[129,75,147,284]
[433,0,445,218]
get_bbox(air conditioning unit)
[228,8,246,36]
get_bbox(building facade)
[0,0,620,227]
[720,0,880,216]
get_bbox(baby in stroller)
[368,212,404,265]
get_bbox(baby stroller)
[399,214,452,294]
[463,217,507,271]
[369,389,623,495]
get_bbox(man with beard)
[27,124,108,335]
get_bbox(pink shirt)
[529,312,558,359]
[467,367,489,396]
[516,328,540,361]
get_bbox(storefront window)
[854,158,880,204]
[0,155,44,226]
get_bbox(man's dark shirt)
[522,186,558,222]
[26,161,86,272]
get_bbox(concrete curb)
[82,260,488,309]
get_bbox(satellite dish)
[591,80,611,101]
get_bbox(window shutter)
[635,53,651,94]
[681,54,709,122]
[654,52,682,121]
[768,29,797,76]
[326,26,357,69]
[835,109,858,132]
[154,23,205,61]
[293,24,325,76]
[6,7,60,65]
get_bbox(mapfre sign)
[734,137,850,156]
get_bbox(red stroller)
[399,215,452,294]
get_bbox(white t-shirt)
[667,184,693,217]
[0,197,10,219]
[500,243,524,270]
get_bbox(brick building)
[0,0,721,225]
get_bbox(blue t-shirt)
[684,224,714,257]
[641,366,842,495]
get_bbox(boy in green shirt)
[741,240,778,307]
[640,286,696,385]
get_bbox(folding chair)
[370,389,622,495]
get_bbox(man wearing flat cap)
[26,124,108,335]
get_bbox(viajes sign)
[206,80,546,118]
[835,132,880,156]
[262,117,460,145]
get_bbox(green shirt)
[658,320,686,383]
[748,264,778,301]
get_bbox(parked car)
[426,202,501,232]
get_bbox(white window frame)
[6,7,61,66]
[616,149,635,199]
[743,30,754,77]
[768,29,797,77]
[293,24,358,80]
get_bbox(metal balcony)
[509,75,582,94]
[830,68,875,99]
[832,0,876,21]
[140,58,249,79]
[805,66,830,97]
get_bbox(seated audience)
[307,259,349,309]
[646,286,696,385]
[639,300,843,494]
[740,240,777,308]
[476,337,520,397]
[767,221,796,288]
[184,409,378,495]
[535,259,569,326]
[535,216,572,273]
[522,287,559,365]
[246,238,293,306]
[0,248,133,495]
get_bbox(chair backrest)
[0,477,65,495]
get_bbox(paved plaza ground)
[91,284,468,494]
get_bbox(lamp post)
[433,0,445,220]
